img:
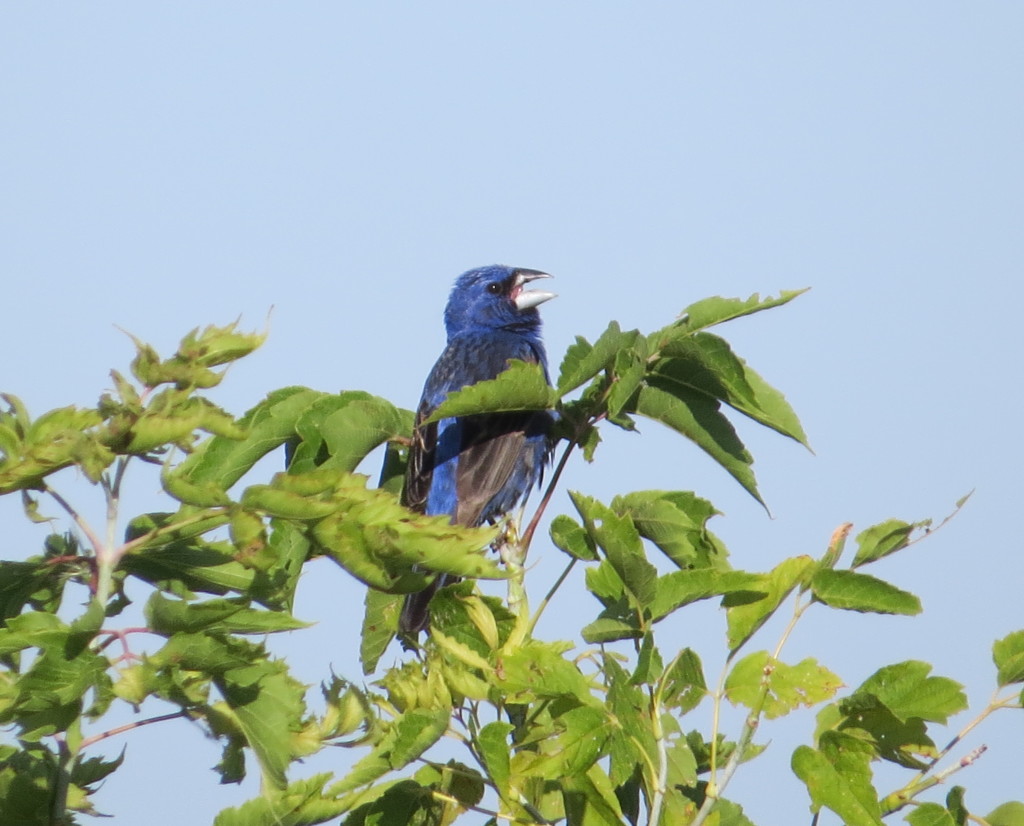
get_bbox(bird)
[398,265,556,635]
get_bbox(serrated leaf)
[611,489,726,569]
[121,538,257,601]
[811,570,922,615]
[288,392,412,474]
[496,641,598,707]
[632,383,763,507]
[424,360,556,423]
[213,773,353,826]
[176,386,327,491]
[993,631,1024,687]
[592,511,657,609]
[831,693,937,769]
[724,556,815,654]
[855,661,966,724]
[561,764,624,826]
[360,589,401,675]
[725,652,842,719]
[792,744,883,826]
[656,332,809,447]
[581,616,643,644]
[549,514,598,561]
[661,648,707,713]
[478,721,514,800]
[556,321,638,395]
[651,569,765,622]
[675,289,808,333]
[906,803,957,826]
[145,593,308,636]
[332,708,449,793]
[851,519,920,568]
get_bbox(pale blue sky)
[2,5,1022,824]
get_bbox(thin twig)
[80,711,189,749]
[51,735,73,826]
[695,590,813,826]
[520,439,576,553]
[648,650,686,826]
[45,486,105,558]
[881,690,1018,814]
[527,557,576,635]
[95,627,152,656]
[881,745,989,816]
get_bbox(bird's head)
[444,265,556,337]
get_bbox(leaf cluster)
[0,298,1019,826]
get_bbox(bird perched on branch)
[398,265,556,635]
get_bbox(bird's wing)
[401,398,436,515]
[453,412,539,526]
[405,333,549,526]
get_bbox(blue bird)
[398,265,556,634]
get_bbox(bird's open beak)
[512,269,556,311]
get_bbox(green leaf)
[829,694,937,769]
[556,321,638,395]
[496,641,598,707]
[424,360,556,423]
[360,589,402,675]
[309,477,501,589]
[661,648,707,714]
[592,511,657,610]
[478,722,514,800]
[549,515,598,561]
[946,786,968,826]
[724,556,815,654]
[986,802,1024,826]
[725,652,842,719]
[176,386,327,491]
[674,289,808,334]
[145,593,308,636]
[993,631,1024,687]
[162,466,232,507]
[657,332,809,446]
[121,537,258,601]
[332,708,449,793]
[581,616,643,644]
[606,341,649,423]
[611,490,727,569]
[288,392,412,474]
[561,764,625,826]
[811,570,922,615]
[851,519,920,568]
[149,633,306,789]
[855,661,966,724]
[632,383,762,506]
[516,706,610,780]
[651,569,765,622]
[906,803,957,826]
[71,747,126,788]
[213,773,353,826]
[792,743,883,826]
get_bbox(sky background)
[2,4,1022,824]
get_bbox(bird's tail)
[398,574,459,635]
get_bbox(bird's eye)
[487,283,502,294]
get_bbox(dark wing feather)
[454,413,531,526]
[401,399,436,515]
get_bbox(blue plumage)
[398,265,556,634]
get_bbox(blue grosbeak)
[398,265,556,634]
